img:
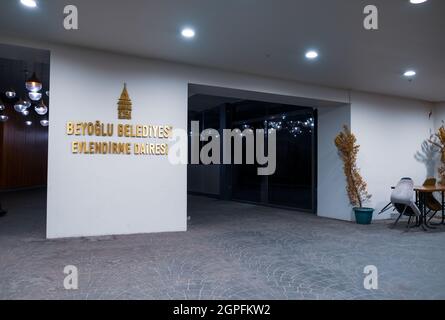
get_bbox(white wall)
[318,105,352,220]
[434,102,445,130]
[47,46,190,238]
[351,92,435,219]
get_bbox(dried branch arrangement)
[334,125,371,208]
[429,124,445,185]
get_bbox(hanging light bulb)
[24,98,31,108]
[0,99,5,111]
[29,91,42,101]
[25,121,33,126]
[25,72,42,92]
[40,119,49,127]
[0,115,8,122]
[14,98,29,113]
[5,88,16,99]
[22,109,30,116]
[34,100,48,115]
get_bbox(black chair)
[393,203,418,227]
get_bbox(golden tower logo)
[117,83,132,120]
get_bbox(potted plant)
[335,126,373,224]
[429,123,445,185]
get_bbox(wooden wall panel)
[0,102,48,191]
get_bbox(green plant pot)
[354,207,374,225]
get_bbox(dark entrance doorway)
[188,94,317,213]
[0,44,50,237]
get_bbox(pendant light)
[40,119,49,127]
[25,72,42,92]
[5,89,16,99]
[14,98,28,113]
[29,91,42,101]
[14,97,31,113]
[35,100,48,115]
[22,109,30,116]
[25,121,32,126]
[0,99,5,111]
[24,98,31,108]
[0,115,8,122]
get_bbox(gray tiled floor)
[1,189,445,300]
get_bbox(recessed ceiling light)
[181,28,195,39]
[410,0,428,4]
[20,0,37,8]
[404,70,416,77]
[305,50,319,60]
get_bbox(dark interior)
[0,44,50,191]
[188,94,317,213]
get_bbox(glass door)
[229,102,317,213]
[231,119,265,203]
[267,112,316,210]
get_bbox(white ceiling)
[0,0,443,102]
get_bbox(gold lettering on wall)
[72,141,132,155]
[66,121,115,137]
[67,121,173,157]
[117,124,173,138]
[133,143,169,155]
